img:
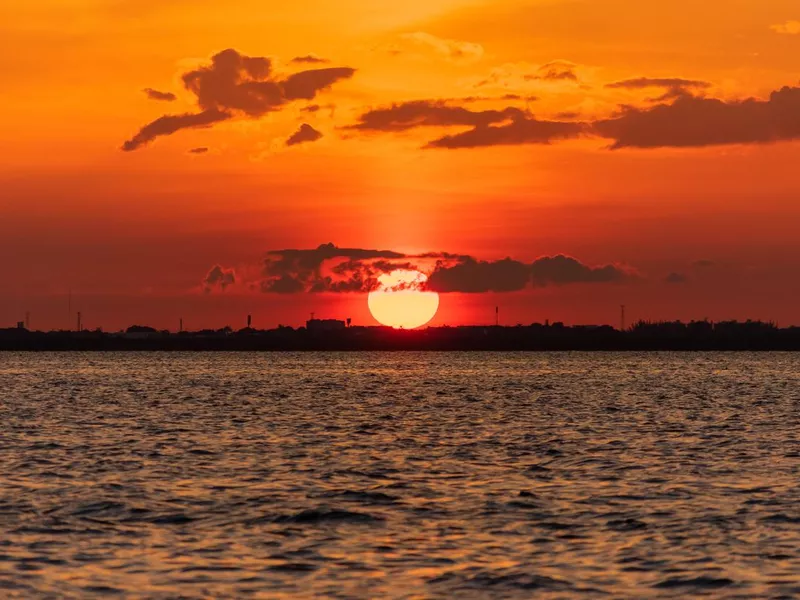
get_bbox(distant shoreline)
[3,322,799,351]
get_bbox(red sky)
[2,0,800,331]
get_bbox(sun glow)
[367,269,439,329]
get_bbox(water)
[0,352,798,599]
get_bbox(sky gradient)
[3,0,800,330]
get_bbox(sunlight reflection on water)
[0,352,798,598]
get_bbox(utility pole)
[495,306,499,327]
[25,311,30,330]
[77,311,82,332]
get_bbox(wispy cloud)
[771,20,800,35]
[387,32,484,63]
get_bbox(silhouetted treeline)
[1,320,799,351]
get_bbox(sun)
[368,270,439,329]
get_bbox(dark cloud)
[286,123,323,146]
[347,78,800,151]
[606,77,711,91]
[261,274,305,294]
[346,100,581,150]
[606,77,712,102]
[260,243,405,293]
[525,61,579,82]
[188,146,209,154]
[281,67,356,100]
[349,100,526,132]
[427,258,531,293]
[530,255,628,285]
[501,93,538,101]
[143,88,177,101]
[291,55,330,64]
[693,259,715,268]
[243,243,632,294]
[122,109,231,152]
[203,265,235,292]
[665,272,689,284]
[426,115,586,148]
[123,49,355,150]
[594,86,800,149]
[301,104,322,112]
[422,255,630,292]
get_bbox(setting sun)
[368,270,439,329]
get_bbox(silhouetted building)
[124,325,161,340]
[306,318,346,332]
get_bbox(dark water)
[1,352,798,599]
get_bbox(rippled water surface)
[1,352,798,598]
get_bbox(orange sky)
[2,0,800,330]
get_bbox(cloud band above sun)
[203,243,635,294]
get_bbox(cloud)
[286,123,323,146]
[693,259,715,268]
[426,258,531,293]
[606,77,711,90]
[143,88,177,101]
[664,272,689,284]
[188,146,209,154]
[123,49,355,150]
[393,32,484,63]
[425,115,586,148]
[771,21,800,35]
[427,255,629,293]
[348,100,583,149]
[525,61,579,82]
[261,243,406,294]
[348,81,800,151]
[530,255,630,285]
[244,243,632,294]
[280,67,357,100]
[349,100,526,132]
[476,61,583,90]
[606,77,712,101]
[204,265,235,292]
[594,85,800,149]
[122,109,231,152]
[291,55,330,64]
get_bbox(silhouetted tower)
[495,306,499,327]
[620,305,626,332]
[179,318,183,333]
[25,311,30,330]
[77,312,82,332]
[247,314,252,328]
